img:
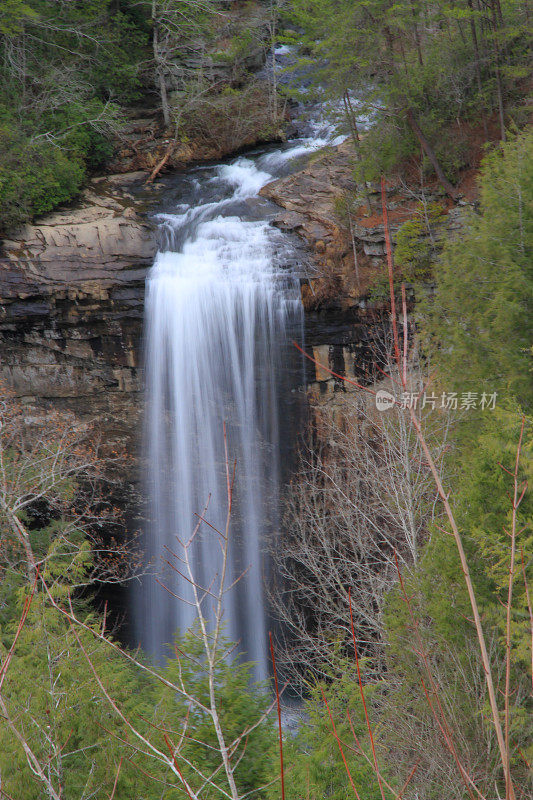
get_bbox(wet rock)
[261,140,375,308]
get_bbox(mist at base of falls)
[135,89,358,681]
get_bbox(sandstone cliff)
[0,173,156,438]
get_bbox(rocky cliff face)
[0,131,469,431]
[260,140,404,311]
[261,138,469,318]
[0,140,387,442]
[109,1,279,176]
[0,173,156,447]
[0,173,157,634]
[262,138,470,407]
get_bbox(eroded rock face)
[2,178,155,298]
[260,141,356,306]
[0,175,161,636]
[261,138,471,316]
[259,141,398,309]
[0,175,156,425]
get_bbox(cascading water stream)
[135,70,365,679]
[137,151,308,681]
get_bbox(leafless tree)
[0,388,137,587]
[296,182,531,800]
[0,2,121,137]
[38,426,278,800]
[271,361,451,687]
[0,388,140,798]
[0,403,277,799]
[148,0,222,128]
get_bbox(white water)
[138,142,310,680]
[137,80,370,679]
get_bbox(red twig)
[269,632,285,800]
[381,176,401,371]
[397,758,421,800]
[321,686,362,800]
[108,757,123,800]
[348,588,386,800]
[292,341,377,396]
[0,569,38,690]
[346,707,411,800]
[393,552,482,800]
[163,733,194,800]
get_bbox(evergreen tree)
[422,128,533,410]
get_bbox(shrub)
[421,129,533,409]
[0,124,84,233]
[359,119,416,183]
[394,202,447,280]
[269,667,391,800]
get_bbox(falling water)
[135,52,368,678]
[137,148,310,681]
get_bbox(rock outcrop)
[108,2,278,175]
[260,140,403,309]
[0,174,156,431]
[261,138,469,315]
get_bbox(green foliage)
[358,118,416,183]
[0,571,276,799]
[91,9,148,104]
[286,0,530,186]
[0,123,84,232]
[421,129,533,409]
[272,668,391,800]
[155,629,277,799]
[395,202,447,280]
[380,408,533,796]
[43,100,119,169]
[0,594,277,799]
[0,593,148,800]
[0,0,36,35]
[424,132,470,184]
[0,0,154,230]
[0,393,277,800]
[377,133,533,795]
[451,407,532,669]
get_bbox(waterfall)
[137,154,304,681]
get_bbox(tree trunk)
[343,91,373,214]
[467,0,489,140]
[494,61,506,142]
[146,138,176,183]
[405,108,458,198]
[269,2,278,124]
[383,23,458,199]
[152,1,171,129]
[489,0,506,141]
[410,4,424,66]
